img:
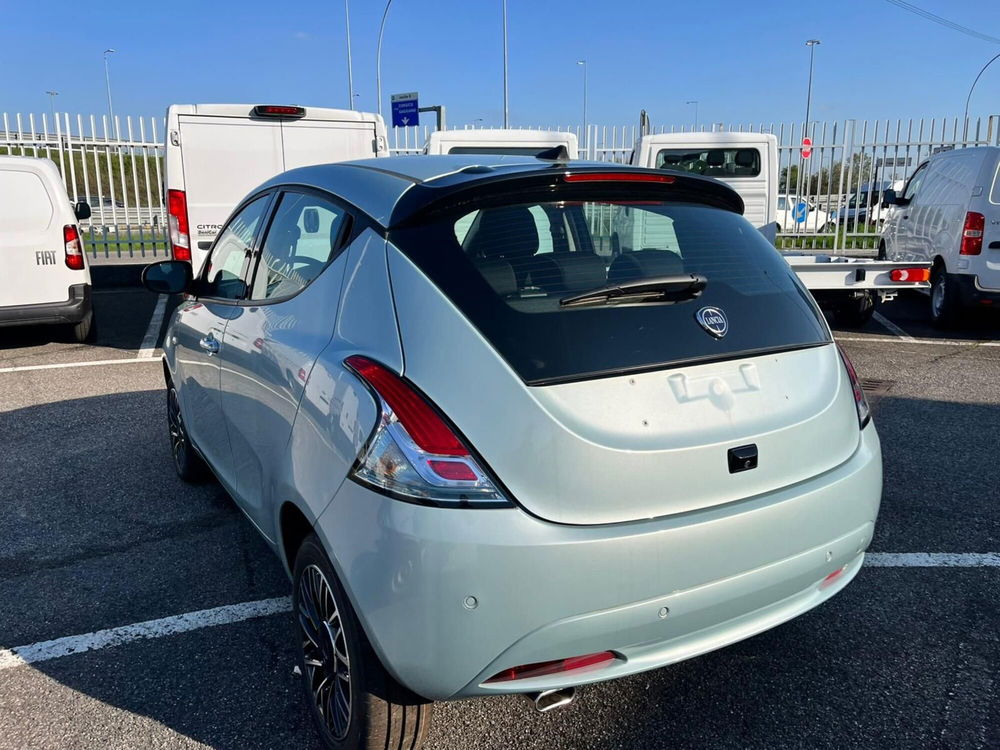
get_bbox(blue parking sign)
[391,92,419,128]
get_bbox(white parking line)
[865,552,1000,567]
[872,311,916,341]
[0,597,291,671]
[836,335,1000,347]
[0,358,161,374]
[137,294,167,359]
[2,552,999,670]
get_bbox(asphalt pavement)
[1,288,998,749]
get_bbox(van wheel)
[930,266,962,328]
[68,311,96,343]
[293,534,432,750]
[167,384,209,482]
[833,292,876,327]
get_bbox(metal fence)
[3,111,998,263]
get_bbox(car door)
[171,193,273,486]
[889,163,927,262]
[219,189,353,538]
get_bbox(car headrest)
[706,151,725,167]
[474,258,518,296]
[464,206,539,260]
[607,249,684,284]
[303,207,320,234]
[735,149,757,168]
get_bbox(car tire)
[167,383,209,482]
[930,266,962,328]
[293,534,432,750]
[68,310,96,343]
[833,291,877,327]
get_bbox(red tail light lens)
[960,211,985,255]
[251,105,306,118]
[63,225,85,270]
[564,172,675,183]
[837,344,871,429]
[889,267,930,283]
[167,189,192,262]
[485,651,617,683]
[344,356,509,505]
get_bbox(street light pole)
[686,100,699,131]
[577,60,587,157]
[963,51,1000,141]
[376,0,394,118]
[804,39,820,132]
[103,48,117,137]
[502,0,509,128]
[45,91,59,125]
[345,0,355,110]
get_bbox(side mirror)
[141,260,193,295]
[880,189,897,206]
[74,201,91,221]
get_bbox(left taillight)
[344,356,511,506]
[837,344,871,429]
[64,225,85,270]
[167,189,192,262]
[960,211,985,255]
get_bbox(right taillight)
[344,356,510,506]
[960,211,985,255]
[63,225,85,270]
[167,189,192,262]
[837,344,870,429]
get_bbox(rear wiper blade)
[559,274,707,308]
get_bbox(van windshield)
[389,187,829,385]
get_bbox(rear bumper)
[954,274,1000,306]
[316,424,882,701]
[0,284,92,327]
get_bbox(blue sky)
[3,0,1000,129]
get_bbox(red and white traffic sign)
[801,137,813,159]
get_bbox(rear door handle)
[198,335,220,355]
[989,241,1000,249]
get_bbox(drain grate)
[860,378,894,397]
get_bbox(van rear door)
[979,156,1000,290]
[177,115,284,256]
[280,117,382,169]
[0,161,71,307]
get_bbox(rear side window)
[0,171,54,232]
[991,161,1000,205]
[390,189,829,385]
[657,148,761,177]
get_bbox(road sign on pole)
[801,136,813,159]
[391,92,419,128]
[793,201,809,224]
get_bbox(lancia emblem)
[696,306,728,338]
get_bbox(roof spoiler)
[535,145,570,161]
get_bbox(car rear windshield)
[389,188,829,385]
[656,148,761,177]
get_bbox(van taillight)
[251,105,306,119]
[64,225,85,270]
[960,212,985,255]
[167,189,192,262]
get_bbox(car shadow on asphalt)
[2,391,999,749]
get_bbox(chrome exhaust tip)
[523,687,577,713]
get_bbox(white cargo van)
[0,156,94,342]
[164,104,388,271]
[424,129,578,159]
[631,132,778,229]
[881,146,1000,325]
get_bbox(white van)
[424,129,578,159]
[881,146,1000,325]
[631,132,778,230]
[0,156,94,342]
[165,104,389,271]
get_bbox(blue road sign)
[792,201,809,224]
[391,92,419,128]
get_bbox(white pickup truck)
[424,129,578,159]
[629,131,930,325]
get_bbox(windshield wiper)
[559,274,707,308]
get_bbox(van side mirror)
[74,201,91,221]
[142,260,193,295]
[880,189,897,206]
